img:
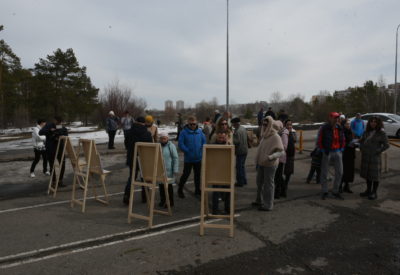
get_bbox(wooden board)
[200,145,235,237]
[128,142,172,228]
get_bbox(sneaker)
[45,171,50,176]
[30,172,35,178]
[321,192,329,200]
[332,192,344,200]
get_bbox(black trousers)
[179,162,201,194]
[30,148,48,173]
[108,130,116,148]
[48,150,65,182]
[274,162,284,197]
[307,165,321,183]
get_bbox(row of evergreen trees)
[1,31,98,128]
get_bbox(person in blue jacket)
[350,113,365,138]
[177,116,206,198]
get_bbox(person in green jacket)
[231,117,248,187]
[158,131,179,207]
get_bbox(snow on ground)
[0,125,178,153]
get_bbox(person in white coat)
[30,119,49,177]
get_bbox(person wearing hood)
[351,113,365,138]
[253,116,285,211]
[158,131,179,208]
[177,116,206,198]
[123,116,153,205]
[121,110,134,150]
[209,117,233,144]
[273,119,288,199]
[106,111,120,149]
[30,119,49,177]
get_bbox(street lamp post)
[226,0,229,112]
[394,24,400,114]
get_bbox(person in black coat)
[39,116,68,186]
[264,107,276,120]
[340,119,356,193]
[123,116,153,204]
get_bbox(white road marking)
[0,181,193,214]
[0,214,240,269]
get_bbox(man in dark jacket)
[39,116,68,186]
[123,116,153,204]
[178,116,206,198]
[318,112,345,200]
[265,107,276,120]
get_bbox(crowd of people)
[29,107,390,213]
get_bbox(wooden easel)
[48,136,87,197]
[200,145,235,237]
[48,136,67,197]
[71,139,110,213]
[128,142,172,228]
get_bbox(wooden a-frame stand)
[128,142,172,228]
[200,145,235,237]
[48,136,87,197]
[71,139,110,213]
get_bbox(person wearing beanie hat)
[157,131,179,208]
[145,115,158,142]
[106,111,120,149]
[231,117,248,187]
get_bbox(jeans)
[179,162,201,194]
[236,154,247,186]
[108,130,116,148]
[30,148,48,173]
[321,151,343,193]
[255,165,277,210]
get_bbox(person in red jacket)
[318,112,346,200]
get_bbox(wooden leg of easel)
[47,169,54,195]
[205,191,209,217]
[128,183,135,224]
[229,188,234,238]
[71,173,77,208]
[100,175,109,203]
[81,173,90,213]
[52,168,61,198]
[145,186,151,210]
[164,182,171,215]
[148,185,156,228]
[200,188,205,236]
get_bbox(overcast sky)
[1,0,399,109]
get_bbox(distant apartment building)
[165,100,173,111]
[176,100,184,111]
[334,88,351,99]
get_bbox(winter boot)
[360,181,372,197]
[343,182,353,193]
[338,182,343,193]
[368,181,379,200]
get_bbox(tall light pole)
[394,24,400,114]
[226,0,230,112]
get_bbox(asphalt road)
[0,130,399,274]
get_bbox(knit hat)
[145,115,154,123]
[109,111,115,116]
[159,131,168,138]
[329,112,340,118]
[136,116,145,123]
[231,117,240,123]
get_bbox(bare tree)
[98,80,147,125]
